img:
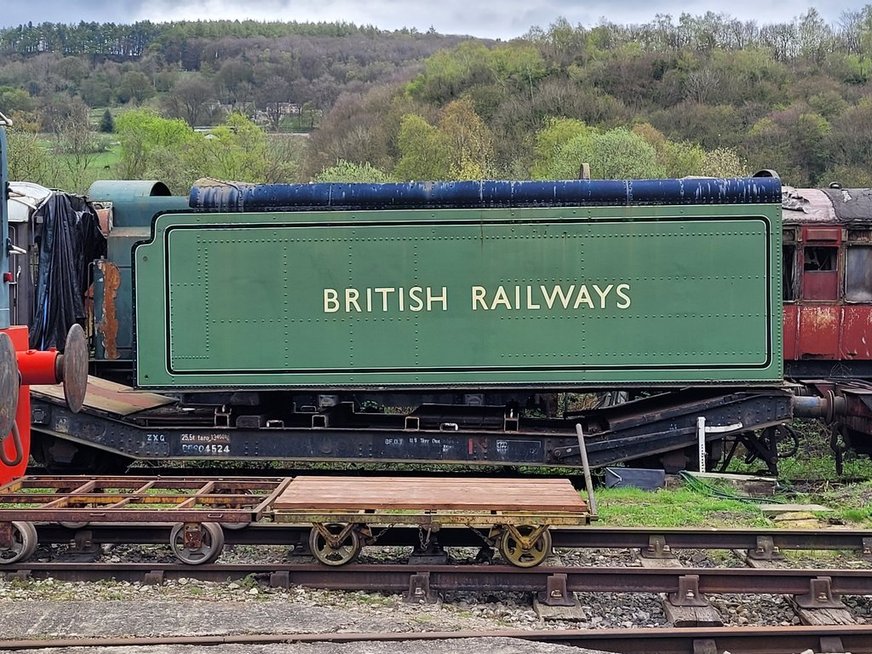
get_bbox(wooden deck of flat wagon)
[272,476,590,566]
[0,475,590,567]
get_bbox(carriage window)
[801,246,839,301]
[846,246,872,302]
[804,247,837,271]
[783,245,796,301]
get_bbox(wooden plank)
[272,476,587,513]
[32,376,175,416]
[663,602,724,628]
[637,549,724,628]
[758,503,832,515]
[788,599,856,626]
[744,551,855,626]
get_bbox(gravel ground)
[1,540,869,654]
[0,639,605,654]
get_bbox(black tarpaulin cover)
[29,193,106,350]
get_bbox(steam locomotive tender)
[16,170,830,476]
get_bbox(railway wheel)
[498,525,552,568]
[0,521,38,564]
[169,522,225,565]
[309,523,361,566]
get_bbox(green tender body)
[134,204,782,389]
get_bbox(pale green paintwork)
[134,203,782,388]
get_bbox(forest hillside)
[2,10,872,191]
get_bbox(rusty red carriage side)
[782,187,872,456]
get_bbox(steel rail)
[3,562,871,597]
[33,523,872,554]
[1,626,871,653]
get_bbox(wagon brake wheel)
[498,524,552,568]
[309,523,362,566]
[169,522,225,565]
[0,521,38,564]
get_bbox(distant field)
[39,132,121,170]
[86,141,122,172]
[33,135,121,191]
[24,120,306,192]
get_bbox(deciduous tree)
[163,75,214,126]
[115,107,194,180]
[316,160,392,182]
[393,113,450,181]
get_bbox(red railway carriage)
[782,186,872,457]
[783,187,872,369]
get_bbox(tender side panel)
[134,205,782,388]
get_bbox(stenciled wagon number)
[181,443,230,455]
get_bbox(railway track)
[3,535,871,652]
[2,625,872,654]
[2,562,869,602]
[30,523,872,556]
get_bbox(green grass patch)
[594,486,770,528]
[87,142,121,169]
[796,479,872,528]
[723,419,872,481]
[841,507,872,523]
[593,472,872,529]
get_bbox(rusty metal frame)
[0,476,292,524]
[270,509,591,528]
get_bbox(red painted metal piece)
[839,306,872,359]
[801,271,839,301]
[0,326,31,484]
[784,297,872,361]
[783,220,872,363]
[782,304,798,360]
[16,348,61,385]
[797,305,839,359]
[802,225,841,243]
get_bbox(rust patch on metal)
[97,261,121,360]
[803,306,838,331]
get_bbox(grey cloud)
[1,0,863,38]
[3,0,149,27]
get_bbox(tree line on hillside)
[0,20,407,57]
[308,8,872,187]
[0,22,464,131]
[3,10,872,190]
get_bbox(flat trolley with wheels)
[0,475,291,565]
[0,475,591,568]
[272,476,592,567]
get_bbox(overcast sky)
[0,0,864,39]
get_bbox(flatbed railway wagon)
[0,474,591,567]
